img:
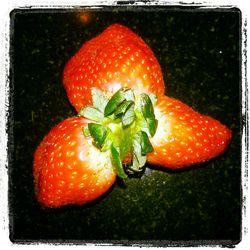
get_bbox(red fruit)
[33,117,116,207]
[63,23,165,112]
[147,96,232,169]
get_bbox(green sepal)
[114,100,134,117]
[148,93,157,106]
[122,103,135,127]
[83,125,90,137]
[78,106,104,122]
[140,93,158,137]
[79,88,158,180]
[104,89,126,117]
[88,123,108,149]
[147,118,158,137]
[126,138,146,174]
[138,130,154,155]
[123,88,135,102]
[91,87,108,113]
[104,88,135,117]
[132,153,147,173]
[110,144,128,179]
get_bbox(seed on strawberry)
[63,23,165,111]
[147,96,232,168]
[33,117,116,207]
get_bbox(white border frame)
[1,1,249,249]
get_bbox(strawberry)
[34,88,232,207]
[147,96,232,169]
[63,23,165,112]
[33,117,116,207]
[33,88,159,207]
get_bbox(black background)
[9,7,241,246]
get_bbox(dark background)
[9,7,241,246]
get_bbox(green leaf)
[114,100,134,117]
[129,138,147,173]
[138,131,154,155]
[132,153,147,172]
[104,88,135,117]
[91,88,108,113]
[138,117,151,136]
[82,125,90,137]
[148,93,157,106]
[78,106,104,122]
[140,93,158,137]
[104,89,126,117]
[123,88,135,102]
[110,144,127,178]
[88,123,108,149]
[147,118,158,137]
[122,103,135,127]
[101,137,112,152]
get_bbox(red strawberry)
[147,96,232,168]
[33,117,116,207]
[33,88,232,207]
[63,23,165,112]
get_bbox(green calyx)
[78,87,158,179]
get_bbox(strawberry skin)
[33,117,116,207]
[63,23,165,112]
[147,96,232,169]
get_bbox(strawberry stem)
[79,87,158,178]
